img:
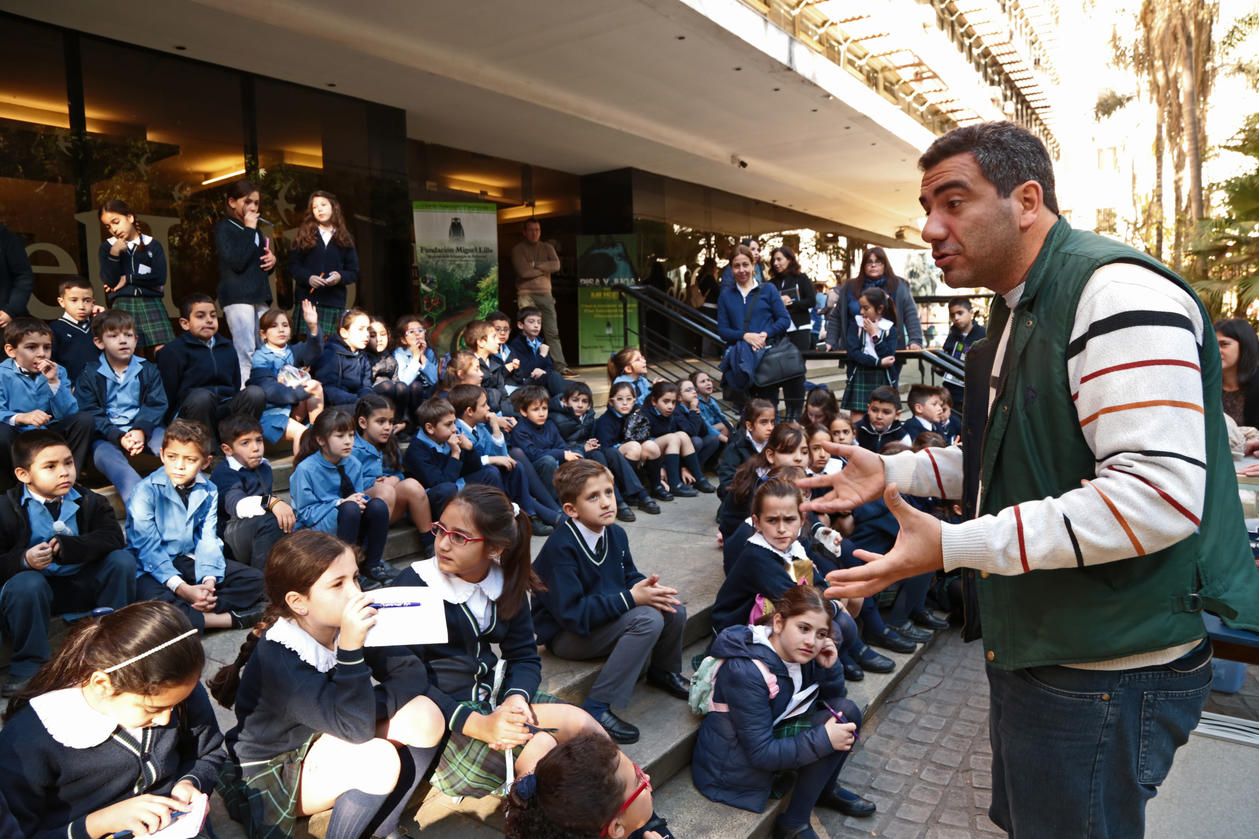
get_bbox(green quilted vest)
[974,218,1259,669]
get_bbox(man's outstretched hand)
[798,443,887,513]
[823,484,944,599]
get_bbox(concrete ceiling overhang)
[6,0,937,245]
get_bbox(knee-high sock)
[369,745,441,837]
[663,453,682,487]
[682,451,705,480]
[326,788,391,839]
[361,498,390,565]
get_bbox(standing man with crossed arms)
[511,218,572,376]
[804,121,1259,838]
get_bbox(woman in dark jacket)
[717,245,796,416]
[823,247,923,387]
[768,246,813,419]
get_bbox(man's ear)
[1014,180,1045,231]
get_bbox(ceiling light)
[202,168,246,186]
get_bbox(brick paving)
[816,629,1004,839]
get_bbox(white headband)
[103,628,198,674]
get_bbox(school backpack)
[688,654,778,716]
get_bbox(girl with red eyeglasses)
[505,734,662,839]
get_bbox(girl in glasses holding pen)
[211,531,443,839]
[0,602,223,839]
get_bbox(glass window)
[80,37,247,313]
[0,18,77,318]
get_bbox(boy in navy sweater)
[47,276,102,386]
[0,430,134,696]
[401,396,503,516]
[508,385,582,504]
[75,309,168,503]
[552,381,653,519]
[210,414,293,570]
[0,318,93,491]
[155,293,265,451]
[506,306,565,395]
[855,385,910,453]
[532,460,689,745]
[900,384,945,442]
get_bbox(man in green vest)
[804,121,1259,837]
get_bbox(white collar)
[748,531,808,564]
[59,312,91,330]
[574,519,605,554]
[412,557,502,605]
[30,688,119,748]
[105,233,153,248]
[226,455,268,472]
[751,437,767,454]
[265,617,337,673]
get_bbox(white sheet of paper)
[146,791,207,839]
[363,587,449,647]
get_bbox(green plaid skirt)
[840,365,894,412]
[768,711,820,800]
[217,736,315,839]
[114,295,177,348]
[431,691,564,799]
[294,304,342,340]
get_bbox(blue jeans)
[986,639,1212,838]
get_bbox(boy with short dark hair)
[75,309,168,502]
[855,385,910,453]
[401,396,504,516]
[465,320,510,414]
[941,296,986,409]
[127,418,265,631]
[449,383,561,534]
[210,413,293,570]
[48,276,102,385]
[0,318,93,490]
[155,294,265,451]
[902,384,944,442]
[0,430,135,696]
[532,459,689,745]
[507,306,565,395]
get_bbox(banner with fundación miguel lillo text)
[412,201,499,354]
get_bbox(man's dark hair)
[918,121,1059,215]
[524,217,540,229]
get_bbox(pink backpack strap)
[709,657,778,713]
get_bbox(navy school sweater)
[711,539,832,634]
[210,457,275,522]
[155,332,242,420]
[592,409,631,450]
[854,416,910,453]
[402,434,486,488]
[224,631,428,764]
[716,432,759,496]
[0,683,223,839]
[531,519,645,645]
[510,417,571,462]
[98,236,167,301]
[214,218,273,307]
[641,404,681,439]
[288,236,359,311]
[48,316,99,386]
[74,356,168,444]
[505,334,556,386]
[311,335,373,407]
[394,560,543,734]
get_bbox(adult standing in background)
[720,237,764,286]
[215,179,276,385]
[809,121,1259,838]
[823,247,923,363]
[0,224,33,328]
[511,218,572,375]
[717,245,792,412]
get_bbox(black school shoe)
[693,478,717,493]
[357,573,384,592]
[888,620,932,644]
[646,668,691,700]
[672,484,699,498]
[230,603,267,630]
[649,485,674,502]
[616,504,637,522]
[818,786,877,817]
[855,644,895,673]
[530,516,555,535]
[862,625,917,654]
[364,560,400,585]
[592,708,639,744]
[634,494,661,514]
[911,608,950,630]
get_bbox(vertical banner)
[576,234,639,366]
[412,201,498,354]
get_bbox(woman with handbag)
[717,245,802,419]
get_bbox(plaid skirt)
[295,304,342,340]
[768,710,822,800]
[114,295,177,348]
[217,736,316,839]
[840,364,894,412]
[431,691,564,799]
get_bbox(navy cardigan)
[97,237,167,301]
[505,334,556,386]
[0,684,224,839]
[155,332,241,420]
[393,562,543,734]
[716,284,791,346]
[593,409,630,449]
[510,417,571,462]
[531,519,644,644]
[288,236,359,311]
[312,335,373,407]
[75,356,168,443]
[214,218,273,306]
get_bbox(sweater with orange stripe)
[883,261,1205,584]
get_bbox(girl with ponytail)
[211,530,443,839]
[505,734,660,839]
[392,484,609,799]
[0,601,222,839]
